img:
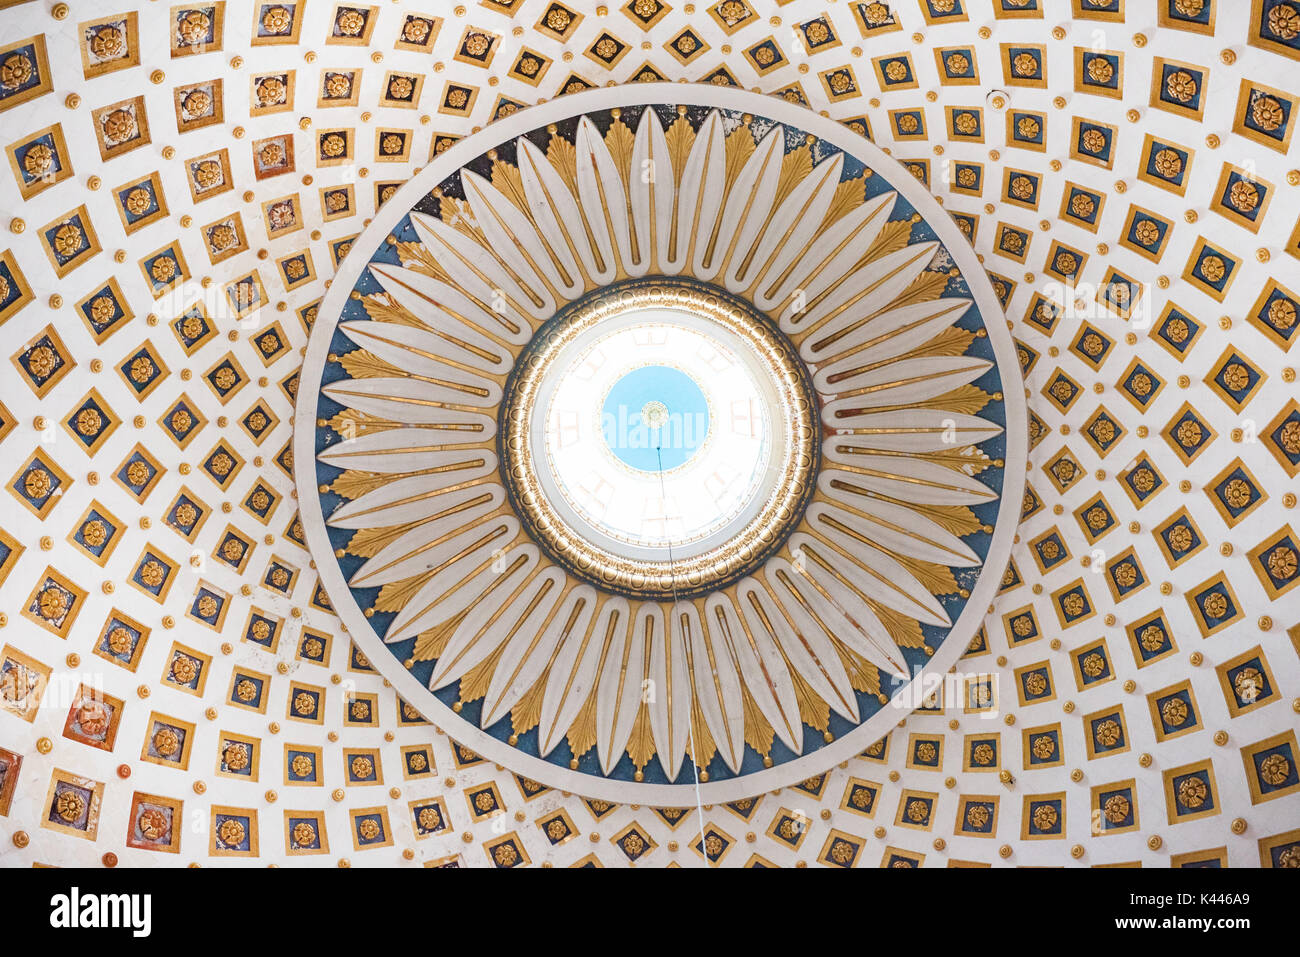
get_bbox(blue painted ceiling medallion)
[600,364,710,472]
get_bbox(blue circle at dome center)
[600,365,709,472]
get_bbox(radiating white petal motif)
[460,168,583,302]
[399,540,537,642]
[516,136,611,287]
[766,191,896,317]
[766,554,908,680]
[319,426,497,476]
[383,521,525,643]
[818,470,981,567]
[801,505,951,626]
[409,211,546,327]
[704,124,783,282]
[325,461,500,531]
[666,109,725,276]
[739,153,843,298]
[679,600,746,774]
[348,487,506,588]
[340,316,512,378]
[810,297,971,372]
[368,260,532,346]
[818,355,992,412]
[718,122,789,290]
[322,375,499,419]
[595,604,649,774]
[631,107,675,275]
[740,577,859,723]
[824,408,1001,453]
[789,241,939,343]
[429,560,559,688]
[538,596,630,758]
[706,592,803,754]
[482,584,599,729]
[817,450,997,505]
[328,481,500,543]
[576,116,637,278]
[646,602,692,780]
[310,99,1015,787]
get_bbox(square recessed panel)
[1150,302,1203,361]
[1185,572,1243,637]
[91,96,151,161]
[1249,0,1300,62]
[1247,526,1300,600]
[7,123,74,200]
[41,769,104,841]
[39,205,101,278]
[251,70,295,115]
[1074,48,1123,99]
[1162,761,1220,824]
[1152,506,1207,568]
[1001,44,1044,88]
[1247,280,1300,351]
[1241,731,1300,804]
[0,35,53,115]
[1217,646,1279,718]
[1150,57,1208,119]
[1126,611,1178,669]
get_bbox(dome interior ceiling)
[0,0,1297,868]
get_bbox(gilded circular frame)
[498,277,820,599]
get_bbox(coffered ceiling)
[0,0,1297,868]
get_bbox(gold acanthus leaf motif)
[397,240,451,285]
[443,197,484,245]
[789,664,833,732]
[862,217,915,264]
[511,681,547,739]
[910,324,977,360]
[890,269,954,311]
[339,348,403,380]
[740,683,777,757]
[329,469,401,500]
[323,409,399,439]
[412,552,530,662]
[344,520,424,559]
[603,114,637,184]
[459,638,509,705]
[566,691,601,761]
[824,174,868,227]
[894,554,961,597]
[626,701,656,774]
[835,644,884,697]
[903,444,997,477]
[913,502,984,539]
[545,132,579,195]
[361,292,430,330]
[489,157,528,214]
[773,143,814,211]
[722,118,757,186]
[688,696,719,770]
[375,568,441,615]
[865,597,927,649]
[662,111,697,178]
[875,383,993,416]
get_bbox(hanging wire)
[655,439,709,865]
